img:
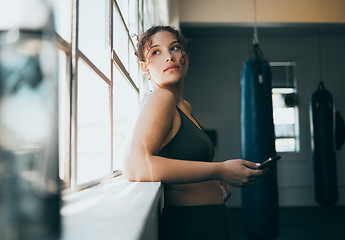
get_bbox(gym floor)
[228,206,345,240]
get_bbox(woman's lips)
[164,64,179,72]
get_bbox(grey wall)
[181,25,345,207]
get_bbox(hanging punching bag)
[240,44,279,240]
[310,82,338,206]
[335,111,345,150]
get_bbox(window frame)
[55,0,156,191]
[270,62,300,154]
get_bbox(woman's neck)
[154,80,184,104]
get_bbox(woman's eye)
[148,49,160,57]
[171,45,181,51]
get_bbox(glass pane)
[273,106,295,125]
[275,124,296,138]
[51,0,72,41]
[116,0,129,27]
[138,0,144,33]
[272,89,296,125]
[77,60,111,185]
[272,87,299,153]
[276,138,296,152]
[143,0,153,30]
[113,8,129,71]
[270,63,296,88]
[129,0,139,36]
[113,65,139,171]
[79,0,111,78]
[271,66,293,87]
[58,49,68,181]
[129,42,139,86]
[148,0,155,24]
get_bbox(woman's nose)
[165,53,175,62]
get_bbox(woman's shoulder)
[151,88,175,100]
[183,99,192,113]
[140,89,176,114]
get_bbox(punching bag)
[240,44,279,240]
[335,111,345,150]
[310,82,338,206]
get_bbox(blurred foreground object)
[0,0,61,239]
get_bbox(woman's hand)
[220,181,231,202]
[218,159,265,187]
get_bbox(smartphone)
[256,155,281,170]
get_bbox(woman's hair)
[134,25,189,63]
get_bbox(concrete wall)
[180,25,345,207]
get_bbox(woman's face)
[141,30,189,88]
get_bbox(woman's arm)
[125,88,219,183]
[124,89,264,186]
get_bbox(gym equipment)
[240,43,279,240]
[310,82,338,206]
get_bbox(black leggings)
[159,204,230,240]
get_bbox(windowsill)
[60,175,163,240]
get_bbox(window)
[270,62,300,153]
[53,0,157,190]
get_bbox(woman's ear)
[140,61,151,80]
[140,61,147,73]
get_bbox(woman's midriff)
[163,180,224,206]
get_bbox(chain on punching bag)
[240,43,279,240]
[310,82,338,206]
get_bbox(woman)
[125,26,265,240]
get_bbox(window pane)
[79,0,111,78]
[272,87,299,153]
[116,0,129,26]
[143,0,155,29]
[58,49,68,181]
[270,65,295,88]
[276,138,296,152]
[113,8,129,71]
[129,0,139,36]
[51,0,72,42]
[138,0,144,33]
[275,124,296,138]
[113,66,138,171]
[129,42,139,86]
[77,60,111,185]
[273,106,295,125]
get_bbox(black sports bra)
[158,107,215,162]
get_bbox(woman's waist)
[163,180,224,206]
